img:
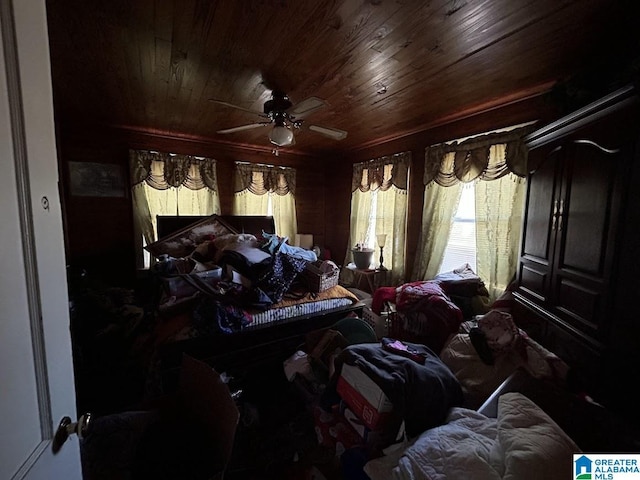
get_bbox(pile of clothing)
[152,232,334,333]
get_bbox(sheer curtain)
[475,154,526,299]
[345,152,410,285]
[412,127,530,299]
[412,155,464,280]
[129,150,220,267]
[233,162,297,240]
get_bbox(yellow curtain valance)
[234,162,296,196]
[424,126,532,187]
[129,150,218,191]
[352,151,411,193]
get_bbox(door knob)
[52,413,91,453]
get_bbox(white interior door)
[0,0,82,478]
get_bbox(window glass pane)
[365,190,378,249]
[439,184,476,273]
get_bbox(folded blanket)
[269,284,359,309]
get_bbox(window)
[129,150,220,268]
[439,183,477,273]
[414,125,531,300]
[232,162,297,240]
[347,152,411,285]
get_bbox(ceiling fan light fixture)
[269,124,294,146]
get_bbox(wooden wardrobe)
[514,84,640,422]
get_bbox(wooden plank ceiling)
[45,0,633,155]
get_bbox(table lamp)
[377,234,388,271]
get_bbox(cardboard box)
[340,403,405,449]
[340,404,375,441]
[336,363,394,430]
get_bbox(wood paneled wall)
[57,93,559,287]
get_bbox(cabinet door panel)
[519,263,549,302]
[518,145,562,303]
[560,141,618,276]
[556,278,600,333]
[522,146,560,260]
[552,139,623,338]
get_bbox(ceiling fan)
[209,91,348,147]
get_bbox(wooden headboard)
[156,215,275,239]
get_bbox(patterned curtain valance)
[129,149,218,191]
[423,126,532,187]
[352,151,411,193]
[234,162,296,196]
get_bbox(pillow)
[497,392,580,479]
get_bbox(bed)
[135,281,365,394]
[140,215,366,392]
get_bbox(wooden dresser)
[513,85,640,422]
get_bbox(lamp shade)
[376,234,387,247]
[269,125,294,146]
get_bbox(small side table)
[350,268,390,293]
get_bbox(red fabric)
[371,287,396,314]
[395,281,449,311]
[392,281,463,354]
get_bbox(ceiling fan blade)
[217,122,271,134]
[209,99,265,116]
[308,124,348,140]
[288,97,326,118]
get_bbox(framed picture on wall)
[69,161,126,198]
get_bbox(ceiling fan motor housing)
[264,91,293,117]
